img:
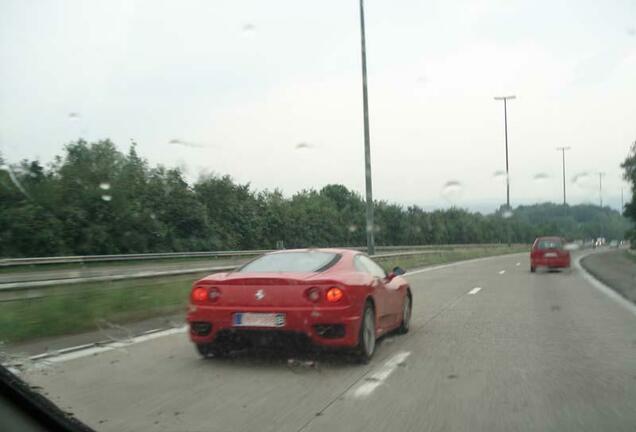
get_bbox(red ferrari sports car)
[187,248,412,362]
[530,236,571,272]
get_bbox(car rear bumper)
[187,305,361,348]
[531,257,570,268]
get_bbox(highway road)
[17,252,636,432]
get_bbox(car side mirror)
[392,266,406,276]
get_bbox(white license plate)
[233,313,285,328]
[544,252,557,258]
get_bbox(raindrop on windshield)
[502,209,514,219]
[572,172,593,189]
[533,173,549,183]
[101,195,112,202]
[168,138,204,148]
[348,225,357,233]
[242,23,256,35]
[493,170,508,183]
[99,182,111,191]
[68,112,80,120]
[295,142,314,150]
[628,27,636,36]
[440,180,463,202]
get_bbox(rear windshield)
[536,239,563,250]
[238,251,340,273]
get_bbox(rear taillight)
[191,286,221,303]
[326,287,344,303]
[306,287,321,303]
[192,287,208,302]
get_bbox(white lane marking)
[352,351,411,398]
[498,270,505,275]
[405,252,526,276]
[574,255,636,317]
[28,326,187,364]
[468,287,482,295]
[516,262,521,266]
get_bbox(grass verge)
[0,246,527,344]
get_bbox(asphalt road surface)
[17,252,636,432]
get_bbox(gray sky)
[1,0,635,212]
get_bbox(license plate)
[544,252,557,258]
[233,313,285,328]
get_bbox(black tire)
[195,343,227,359]
[530,266,536,273]
[396,292,412,335]
[354,302,376,364]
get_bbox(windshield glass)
[238,251,339,273]
[1,1,635,432]
[537,239,563,250]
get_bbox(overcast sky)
[1,0,635,213]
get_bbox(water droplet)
[628,27,636,37]
[493,170,508,183]
[101,195,112,202]
[348,225,357,233]
[295,142,313,150]
[533,173,549,183]
[99,182,110,190]
[150,213,157,220]
[242,23,256,34]
[169,138,204,148]
[441,180,463,202]
[68,112,80,119]
[502,210,513,219]
[572,172,594,189]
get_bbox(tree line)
[0,139,632,257]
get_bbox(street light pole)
[359,0,375,255]
[494,96,515,209]
[598,172,605,207]
[494,95,516,246]
[556,146,571,205]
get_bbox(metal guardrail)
[0,246,526,296]
[0,244,517,268]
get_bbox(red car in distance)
[187,248,412,363]
[530,237,571,272]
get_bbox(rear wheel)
[354,302,376,364]
[396,293,412,334]
[530,265,536,273]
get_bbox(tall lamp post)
[598,172,605,207]
[556,146,571,205]
[359,0,375,255]
[494,95,516,246]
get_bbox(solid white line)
[29,326,187,364]
[574,255,636,317]
[468,287,482,295]
[352,351,411,398]
[405,252,526,276]
[498,270,505,274]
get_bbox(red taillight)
[306,287,321,302]
[192,287,208,302]
[191,286,221,303]
[326,287,344,303]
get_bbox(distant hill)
[499,203,631,241]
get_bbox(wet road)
[19,252,636,432]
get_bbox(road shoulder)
[580,249,636,305]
